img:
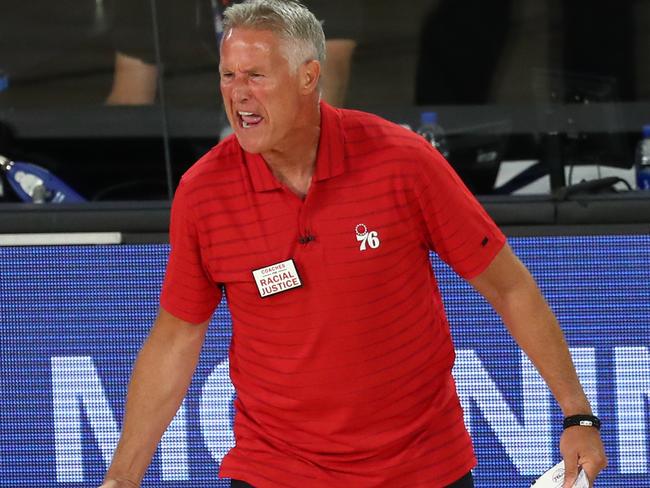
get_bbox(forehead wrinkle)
[220,36,291,74]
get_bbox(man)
[101,1,606,487]
[106,0,359,107]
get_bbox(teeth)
[238,111,254,116]
[242,121,250,128]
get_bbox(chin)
[234,133,266,154]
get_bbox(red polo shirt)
[161,102,506,487]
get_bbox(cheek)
[221,84,233,101]
[267,102,293,129]
[269,88,300,118]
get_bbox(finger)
[99,480,137,488]
[579,456,607,488]
[562,458,580,488]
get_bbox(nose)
[231,76,250,104]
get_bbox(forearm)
[321,40,356,107]
[471,245,607,483]
[106,51,158,106]
[494,276,592,415]
[105,313,207,484]
[470,246,591,416]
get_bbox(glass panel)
[0,0,171,203]
[346,0,650,196]
[149,0,224,190]
[1,0,648,204]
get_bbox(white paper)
[530,461,589,488]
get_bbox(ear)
[299,60,321,95]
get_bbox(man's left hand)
[560,426,607,487]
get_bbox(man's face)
[219,27,310,155]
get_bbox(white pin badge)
[252,259,302,298]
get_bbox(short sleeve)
[414,143,506,280]
[160,181,222,324]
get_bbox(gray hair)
[222,0,326,71]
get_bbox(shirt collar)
[242,101,346,193]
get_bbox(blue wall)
[0,236,648,487]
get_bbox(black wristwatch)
[563,414,601,430]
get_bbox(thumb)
[562,458,579,488]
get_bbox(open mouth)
[237,111,264,129]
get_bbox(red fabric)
[161,102,506,487]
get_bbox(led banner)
[0,236,648,487]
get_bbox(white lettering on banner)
[51,356,189,482]
[453,348,600,475]
[453,350,552,475]
[571,347,598,416]
[51,356,120,483]
[47,348,650,478]
[615,346,650,474]
[200,359,236,463]
[161,400,190,481]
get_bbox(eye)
[220,71,234,81]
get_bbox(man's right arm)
[99,308,210,487]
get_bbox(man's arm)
[106,51,158,106]
[321,39,357,107]
[100,308,210,487]
[469,244,607,487]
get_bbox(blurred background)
[0,0,649,221]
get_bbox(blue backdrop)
[0,235,648,487]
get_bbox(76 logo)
[355,223,380,251]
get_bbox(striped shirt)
[161,102,506,487]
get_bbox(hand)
[98,479,138,488]
[560,426,607,487]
